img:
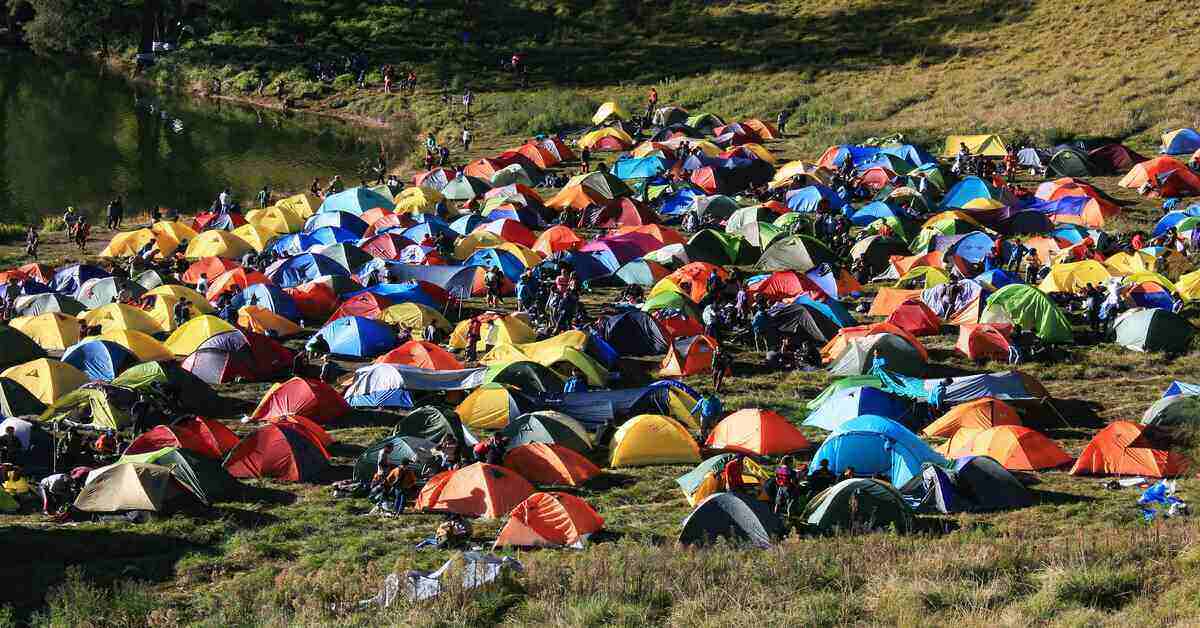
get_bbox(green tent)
[726,207,783,248]
[772,212,811,233]
[118,447,232,505]
[0,325,47,369]
[1114,308,1195,353]
[641,290,699,318]
[41,388,131,430]
[693,195,741,222]
[1047,147,1098,178]
[483,361,565,394]
[678,492,782,548]
[74,463,176,513]
[112,361,219,413]
[803,478,911,533]
[981,284,1074,343]
[393,405,476,447]
[353,435,436,485]
[757,234,838,272]
[675,454,737,498]
[685,112,725,130]
[1142,394,1200,427]
[0,378,47,417]
[499,411,592,454]
[806,377,885,411]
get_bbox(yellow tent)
[579,127,635,150]
[609,414,700,468]
[942,134,1009,158]
[592,101,628,126]
[665,388,700,429]
[456,384,525,429]
[150,221,198,252]
[1104,251,1157,276]
[247,206,304,236]
[379,302,450,340]
[896,266,950,289]
[773,161,829,183]
[962,198,1006,210]
[230,223,277,252]
[493,243,543,269]
[237,306,302,337]
[95,331,174,362]
[275,193,318,218]
[185,231,253,260]
[1178,269,1200,301]
[449,314,536,350]
[649,277,686,300]
[922,210,986,230]
[1038,260,1112,294]
[1121,271,1177,294]
[10,313,81,350]
[144,296,186,333]
[80,303,162,335]
[2,359,89,404]
[164,315,237,356]
[99,229,159,258]
[454,231,505,260]
[734,143,777,164]
[481,332,607,386]
[144,285,214,313]
[394,187,444,214]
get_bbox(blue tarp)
[851,201,905,226]
[368,263,479,298]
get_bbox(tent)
[61,340,137,381]
[111,361,220,413]
[376,340,464,370]
[494,492,604,549]
[251,377,349,423]
[659,335,718,377]
[394,405,478,447]
[1161,128,1200,155]
[237,306,303,338]
[757,235,838,272]
[456,384,533,429]
[312,316,398,358]
[981,284,1074,343]
[483,361,565,394]
[939,426,1071,470]
[898,463,965,513]
[9,313,80,351]
[379,303,451,341]
[705,409,810,456]
[942,134,1008,158]
[1088,143,1147,174]
[125,417,239,459]
[184,230,253,260]
[74,463,178,513]
[678,492,782,548]
[1142,394,1200,427]
[955,323,1014,362]
[884,299,942,336]
[352,434,436,485]
[922,397,1021,438]
[0,379,47,418]
[1069,421,1189,477]
[950,455,1032,510]
[498,412,591,454]
[13,293,85,318]
[318,187,392,215]
[598,310,668,356]
[1113,308,1194,352]
[224,424,330,482]
[766,302,842,343]
[39,387,131,430]
[804,478,911,533]
[503,442,600,486]
[803,386,907,432]
[809,415,948,487]
[2,359,88,404]
[51,264,109,295]
[416,462,534,519]
[1119,156,1200,198]
[1047,146,1098,178]
[75,276,146,310]
[609,414,700,467]
[117,447,233,505]
[592,101,627,125]
[164,315,238,357]
[1037,260,1112,294]
[828,333,926,377]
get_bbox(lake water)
[0,51,405,223]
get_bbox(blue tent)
[304,211,369,237]
[975,268,1018,291]
[941,176,1004,209]
[351,283,439,308]
[681,154,726,172]
[659,187,703,216]
[400,221,457,243]
[851,201,905,226]
[556,251,615,282]
[449,214,485,236]
[270,233,321,257]
[809,415,949,487]
[266,253,349,288]
[880,144,936,167]
[803,387,908,431]
[786,185,848,214]
[791,295,856,328]
[62,340,137,381]
[306,226,359,247]
[464,248,525,281]
[483,205,546,229]
[231,284,300,321]
[366,264,478,298]
[945,231,994,264]
[52,264,109,295]
[1162,128,1200,155]
[821,145,882,169]
[1152,209,1200,237]
[318,187,393,215]
[613,156,669,180]
[311,316,398,358]
[1164,381,1200,398]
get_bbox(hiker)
[105,197,121,230]
[563,368,588,394]
[73,218,90,253]
[723,454,746,493]
[218,188,232,212]
[461,127,472,152]
[711,342,733,392]
[309,177,321,198]
[0,426,22,464]
[172,297,191,327]
[465,317,482,362]
[579,147,591,173]
[776,109,790,135]
[25,226,38,259]
[324,175,344,196]
[692,393,724,445]
[318,354,339,383]
[462,88,474,116]
[257,185,271,208]
[808,459,836,496]
[484,265,503,308]
[38,472,74,515]
[774,455,796,516]
[645,86,658,121]
[751,304,774,350]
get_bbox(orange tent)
[205,268,270,302]
[532,225,584,256]
[664,262,730,303]
[890,251,944,276]
[516,142,560,169]
[867,288,924,317]
[922,398,1022,438]
[374,340,464,370]
[1119,156,1200,197]
[416,462,535,519]
[821,323,928,364]
[546,185,607,211]
[493,492,604,549]
[183,257,241,285]
[939,426,1072,470]
[956,323,1013,362]
[503,443,600,486]
[614,225,687,246]
[1022,236,1062,265]
[705,409,810,456]
[884,298,942,336]
[741,118,782,140]
[1069,421,1190,477]
[660,334,718,376]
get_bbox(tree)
[23,0,119,55]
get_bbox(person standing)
[461,127,472,152]
[462,88,474,116]
[24,225,38,260]
[776,109,790,135]
[692,392,724,445]
[257,185,271,208]
[218,188,232,213]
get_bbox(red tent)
[224,424,329,482]
[250,377,350,424]
[516,142,560,169]
[956,324,1013,362]
[360,233,416,260]
[182,258,241,285]
[192,211,247,232]
[1070,421,1190,478]
[747,271,825,303]
[285,281,339,321]
[473,219,537,248]
[268,415,334,449]
[328,292,394,322]
[591,198,661,228]
[690,167,721,194]
[885,298,943,336]
[124,417,239,459]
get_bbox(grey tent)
[1114,308,1194,353]
[76,277,147,310]
[803,478,911,533]
[952,455,1032,510]
[135,270,170,290]
[75,463,180,513]
[0,325,47,369]
[829,333,926,377]
[354,435,437,485]
[393,406,479,447]
[757,235,838,272]
[678,492,783,548]
[1047,146,1098,178]
[1142,394,1200,427]
[499,411,592,454]
[14,293,86,317]
[767,302,843,343]
[850,236,910,275]
[1016,147,1047,170]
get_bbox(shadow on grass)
[215,506,284,528]
[583,472,639,491]
[228,482,298,506]
[1032,488,1096,506]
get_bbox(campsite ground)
[7,0,1200,624]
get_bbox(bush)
[332,73,358,91]
[31,568,158,628]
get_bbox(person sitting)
[37,472,73,515]
[563,368,588,394]
[808,459,836,496]
[723,454,746,494]
[774,455,796,517]
[435,514,473,549]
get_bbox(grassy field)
[6,0,1200,625]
